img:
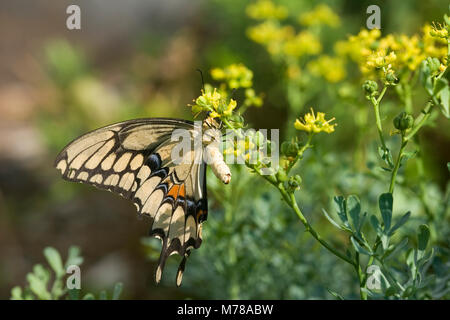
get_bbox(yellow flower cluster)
[334,29,381,69]
[247,21,294,55]
[336,23,448,79]
[211,63,254,89]
[224,139,256,161]
[191,88,237,119]
[422,24,448,68]
[294,108,336,134]
[298,4,341,28]
[307,55,346,83]
[246,0,288,20]
[283,31,322,58]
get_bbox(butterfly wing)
[54,118,208,286]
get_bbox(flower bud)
[288,175,302,190]
[425,57,441,75]
[393,112,414,131]
[276,168,288,182]
[281,141,299,157]
[362,80,378,97]
[385,70,398,85]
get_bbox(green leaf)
[418,224,430,252]
[333,196,348,225]
[378,147,394,168]
[112,283,123,300]
[10,286,23,300]
[350,236,372,255]
[27,273,52,300]
[322,208,344,230]
[379,193,393,231]
[385,286,398,297]
[326,288,345,300]
[44,247,65,278]
[380,234,390,251]
[33,264,50,285]
[370,215,383,236]
[347,195,361,231]
[66,246,84,268]
[439,86,449,118]
[383,237,409,260]
[433,77,448,96]
[82,293,95,300]
[389,211,411,235]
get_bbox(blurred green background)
[0,0,448,299]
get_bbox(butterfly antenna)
[196,68,205,92]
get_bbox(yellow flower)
[224,138,255,159]
[210,68,226,80]
[223,99,237,116]
[246,0,288,20]
[247,21,294,55]
[211,64,253,89]
[286,64,301,79]
[192,88,223,116]
[298,4,340,28]
[307,55,346,82]
[294,108,336,134]
[429,22,449,39]
[283,31,322,58]
[366,49,396,70]
[335,29,381,64]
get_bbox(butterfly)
[54,117,231,286]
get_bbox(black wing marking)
[54,118,208,286]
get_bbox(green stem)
[355,253,368,300]
[389,136,407,193]
[286,133,313,174]
[262,173,354,266]
[370,87,393,167]
[282,189,354,266]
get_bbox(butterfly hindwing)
[55,118,208,286]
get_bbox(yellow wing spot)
[71,142,103,170]
[135,176,160,203]
[77,171,89,181]
[90,174,103,184]
[101,153,116,170]
[56,160,67,174]
[130,154,144,170]
[104,174,120,186]
[85,140,115,169]
[113,153,132,172]
[119,172,135,190]
[137,165,151,182]
[66,130,114,163]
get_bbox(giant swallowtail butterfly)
[54,117,230,286]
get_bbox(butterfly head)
[203,116,222,131]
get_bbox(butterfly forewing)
[54,118,208,286]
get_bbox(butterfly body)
[55,117,230,286]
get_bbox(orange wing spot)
[196,209,204,222]
[167,184,180,200]
[178,184,186,199]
